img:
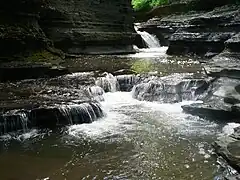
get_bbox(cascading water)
[87,86,105,101]
[0,72,239,180]
[95,72,120,92]
[59,103,103,124]
[134,25,161,48]
[0,111,29,135]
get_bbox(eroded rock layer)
[0,0,135,59]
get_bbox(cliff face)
[0,0,135,60]
[0,0,49,60]
[40,0,135,54]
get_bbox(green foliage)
[132,0,169,11]
[131,60,154,74]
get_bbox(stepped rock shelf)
[136,0,240,177]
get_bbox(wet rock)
[167,32,233,56]
[138,5,240,56]
[0,101,104,134]
[182,103,236,121]
[182,77,240,121]
[214,127,240,172]
[0,110,29,135]
[205,51,240,79]
[30,102,103,129]
[0,62,69,82]
[132,73,208,103]
[87,86,105,101]
[226,33,240,52]
[0,72,106,134]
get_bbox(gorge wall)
[137,0,240,174]
[0,0,135,61]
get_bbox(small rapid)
[0,49,238,179]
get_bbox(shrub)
[132,0,169,11]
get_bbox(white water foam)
[221,123,240,136]
[134,25,161,48]
[67,92,218,141]
[0,129,44,141]
[129,47,168,58]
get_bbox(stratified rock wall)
[40,0,135,54]
[0,0,135,59]
[0,0,49,59]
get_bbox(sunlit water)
[0,91,233,180]
[0,48,237,180]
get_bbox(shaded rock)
[0,101,104,134]
[182,103,236,121]
[205,51,240,79]
[182,77,240,121]
[40,0,136,55]
[30,102,103,129]
[225,33,240,52]
[214,127,240,172]
[0,62,69,82]
[138,5,240,56]
[0,110,29,135]
[0,71,107,134]
[167,32,234,55]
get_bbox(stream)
[0,36,238,180]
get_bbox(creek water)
[0,48,236,180]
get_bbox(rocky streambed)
[135,1,240,178]
[0,50,239,179]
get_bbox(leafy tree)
[132,0,169,11]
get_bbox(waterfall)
[116,74,141,92]
[95,73,120,92]
[131,76,208,103]
[87,86,105,101]
[59,102,103,124]
[134,26,161,48]
[0,111,29,135]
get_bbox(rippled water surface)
[0,91,225,180]
[0,48,228,180]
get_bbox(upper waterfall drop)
[134,25,161,48]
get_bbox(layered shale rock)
[137,4,240,55]
[40,0,136,55]
[0,0,135,63]
[0,72,105,134]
